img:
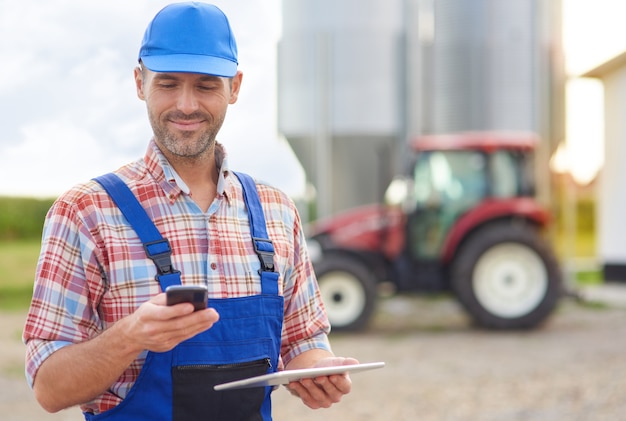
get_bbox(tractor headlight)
[306,238,323,263]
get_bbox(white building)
[582,51,626,282]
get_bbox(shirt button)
[210,263,217,270]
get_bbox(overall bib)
[89,172,283,421]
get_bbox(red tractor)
[307,132,563,331]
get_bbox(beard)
[148,108,226,160]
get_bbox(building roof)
[581,51,626,78]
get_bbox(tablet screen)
[214,362,385,391]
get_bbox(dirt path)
[3,294,626,420]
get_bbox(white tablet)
[214,361,385,391]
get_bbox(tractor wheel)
[314,254,378,331]
[451,221,562,329]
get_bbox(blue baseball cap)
[138,2,238,77]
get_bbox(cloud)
[1,119,129,197]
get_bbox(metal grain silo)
[278,0,563,217]
[278,0,405,217]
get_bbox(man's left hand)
[285,357,359,409]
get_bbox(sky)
[0,0,624,197]
[0,0,305,198]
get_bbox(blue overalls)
[89,172,283,421]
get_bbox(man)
[23,3,357,420]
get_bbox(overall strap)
[93,173,182,291]
[232,172,279,295]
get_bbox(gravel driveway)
[2,292,625,420]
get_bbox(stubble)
[148,108,226,163]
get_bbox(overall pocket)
[172,357,270,421]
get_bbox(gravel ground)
[2,292,626,421]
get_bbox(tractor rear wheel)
[451,221,562,329]
[314,254,378,331]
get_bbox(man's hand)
[285,356,359,409]
[123,293,219,353]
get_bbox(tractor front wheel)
[314,254,378,331]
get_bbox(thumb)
[149,292,167,306]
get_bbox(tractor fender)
[441,198,551,263]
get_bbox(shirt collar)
[143,139,235,205]
[218,149,235,205]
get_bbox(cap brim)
[141,54,237,77]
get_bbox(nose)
[176,84,199,114]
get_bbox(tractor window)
[490,151,518,197]
[489,150,536,197]
[410,151,487,258]
[519,152,536,196]
[413,151,486,209]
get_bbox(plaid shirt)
[23,140,331,414]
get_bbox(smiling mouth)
[170,119,204,131]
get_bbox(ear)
[134,66,146,100]
[228,71,243,104]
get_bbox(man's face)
[135,67,242,161]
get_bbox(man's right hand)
[122,293,220,353]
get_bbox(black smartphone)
[165,285,208,311]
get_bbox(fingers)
[129,297,220,352]
[157,307,220,348]
[149,292,167,306]
[286,374,352,409]
[282,355,358,408]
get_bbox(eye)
[198,84,219,91]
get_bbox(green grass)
[0,240,40,311]
[575,269,603,285]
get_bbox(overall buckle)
[253,237,275,272]
[143,238,176,275]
